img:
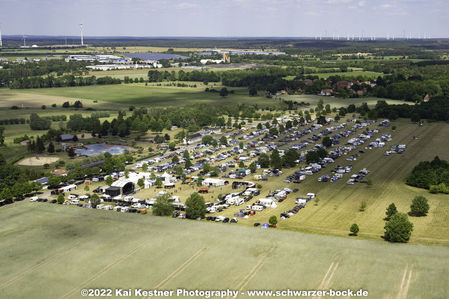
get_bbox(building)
[320,89,333,96]
[65,55,130,63]
[86,64,153,71]
[200,59,224,65]
[57,134,76,142]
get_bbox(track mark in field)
[226,246,276,299]
[141,247,207,298]
[397,265,413,299]
[60,242,146,299]
[314,261,339,299]
[0,241,82,290]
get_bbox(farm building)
[202,178,228,187]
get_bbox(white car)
[29,196,39,202]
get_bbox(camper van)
[295,198,307,207]
[252,205,264,211]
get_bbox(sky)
[0,0,448,38]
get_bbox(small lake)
[75,144,132,156]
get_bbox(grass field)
[0,89,103,108]
[0,203,448,299]
[11,84,274,107]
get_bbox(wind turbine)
[79,24,84,46]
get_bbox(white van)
[252,205,264,211]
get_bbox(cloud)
[358,1,366,7]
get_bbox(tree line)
[8,75,121,89]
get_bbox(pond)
[75,144,132,156]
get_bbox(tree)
[74,100,83,108]
[202,135,214,145]
[0,127,4,146]
[155,177,163,188]
[90,194,100,208]
[185,192,206,219]
[322,136,332,148]
[57,193,65,204]
[249,162,257,173]
[409,195,429,216]
[385,203,398,220]
[219,136,228,145]
[183,150,190,160]
[384,213,413,243]
[172,155,179,164]
[153,193,174,216]
[29,113,51,130]
[219,87,229,97]
[270,149,282,169]
[142,163,148,172]
[185,159,192,168]
[258,153,270,168]
[269,215,278,227]
[67,147,76,158]
[249,86,258,96]
[47,142,55,153]
[137,178,145,188]
[350,223,359,236]
[282,149,298,168]
[105,176,113,186]
[35,136,45,153]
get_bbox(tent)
[261,223,269,229]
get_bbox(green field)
[3,85,274,107]
[0,203,448,299]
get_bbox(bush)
[350,223,359,236]
[409,195,429,216]
[269,216,278,227]
[90,194,100,208]
[385,203,398,220]
[185,192,206,219]
[57,193,65,204]
[359,201,367,212]
[153,193,174,216]
[384,213,413,243]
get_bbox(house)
[336,80,352,90]
[304,79,314,86]
[57,134,76,142]
[320,89,333,96]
